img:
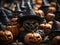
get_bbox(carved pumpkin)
[46,13,55,21]
[50,2,56,7]
[48,6,56,13]
[0,30,13,43]
[39,23,45,29]
[53,36,60,42]
[34,4,42,10]
[4,3,9,8]
[35,10,44,16]
[36,0,42,5]
[48,21,53,26]
[6,25,19,38]
[48,21,60,28]
[40,23,52,35]
[24,32,42,45]
[56,21,60,28]
[10,18,18,25]
[44,24,52,35]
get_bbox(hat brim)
[17,15,44,23]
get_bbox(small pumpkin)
[48,6,56,13]
[35,10,44,16]
[6,25,19,38]
[24,32,42,45]
[40,23,52,35]
[10,18,18,25]
[0,30,13,43]
[39,23,45,29]
[44,24,52,35]
[52,36,60,43]
[46,13,55,21]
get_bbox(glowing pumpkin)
[53,36,60,42]
[6,26,19,38]
[24,32,42,45]
[48,7,56,13]
[10,18,18,25]
[0,30,13,43]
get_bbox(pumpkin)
[0,30,13,43]
[35,10,44,16]
[50,2,56,7]
[52,36,60,42]
[46,13,55,21]
[44,24,52,35]
[56,21,60,28]
[6,25,19,38]
[39,23,45,29]
[4,3,9,8]
[10,18,18,25]
[40,23,52,35]
[36,0,42,5]
[24,32,42,45]
[48,6,56,13]
[48,21,53,26]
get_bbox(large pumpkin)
[24,32,42,45]
[0,30,13,43]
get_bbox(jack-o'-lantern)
[46,13,55,21]
[35,10,44,16]
[48,21,53,26]
[40,23,52,35]
[36,0,42,5]
[39,24,45,29]
[56,21,60,28]
[50,2,56,7]
[34,4,42,10]
[52,36,60,42]
[6,25,19,38]
[4,3,9,8]
[10,18,18,25]
[48,6,56,13]
[24,32,42,45]
[48,21,60,28]
[0,30,13,43]
[44,24,52,35]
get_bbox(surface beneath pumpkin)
[0,40,55,45]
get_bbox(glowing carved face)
[24,32,42,45]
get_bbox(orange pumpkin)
[10,18,18,25]
[0,30,13,43]
[52,36,60,43]
[56,21,60,28]
[48,21,53,26]
[24,32,42,45]
[36,0,42,5]
[44,24,52,35]
[35,10,44,16]
[48,6,56,13]
[6,25,19,38]
[50,2,56,7]
[40,23,52,35]
[39,23,45,29]
[46,13,55,21]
